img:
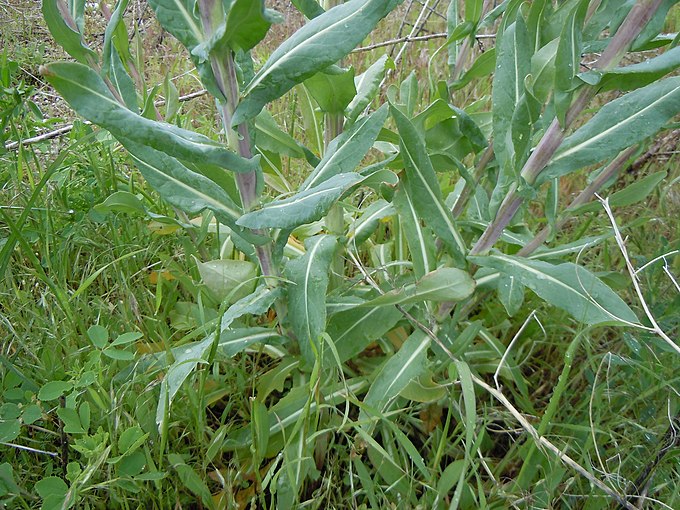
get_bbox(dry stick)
[392,0,436,66]
[3,89,208,151]
[470,0,666,256]
[345,248,638,510]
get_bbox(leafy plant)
[33,0,680,507]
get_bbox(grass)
[1,1,680,509]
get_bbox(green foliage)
[0,0,678,508]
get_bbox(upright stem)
[197,0,277,281]
[470,0,665,255]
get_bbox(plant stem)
[470,0,665,256]
[325,113,345,288]
[197,0,277,283]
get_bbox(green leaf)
[302,105,389,190]
[217,284,284,332]
[285,235,338,364]
[449,47,495,90]
[196,259,258,304]
[117,426,148,457]
[359,330,430,432]
[348,199,394,246]
[107,45,138,112]
[529,37,559,103]
[347,55,393,123]
[168,454,214,509]
[110,332,144,347]
[392,186,436,278]
[87,325,109,349]
[537,77,680,185]
[464,0,483,23]
[102,348,136,361]
[233,0,402,124]
[492,17,531,171]
[497,275,524,316]
[571,170,668,215]
[38,380,73,401]
[156,336,213,428]
[41,62,257,173]
[57,407,84,434]
[254,110,307,159]
[292,0,325,19]
[326,304,403,363]
[120,139,263,245]
[35,477,68,499]
[102,0,131,71]
[217,328,285,358]
[238,173,362,230]
[362,267,476,308]
[214,0,281,53]
[553,0,588,125]
[469,254,640,325]
[304,65,356,114]
[580,46,680,92]
[0,463,20,498]
[144,0,225,99]
[391,105,467,263]
[42,0,97,64]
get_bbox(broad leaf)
[362,267,476,307]
[285,235,338,364]
[41,63,258,173]
[359,330,430,432]
[304,65,356,114]
[469,254,640,325]
[391,105,467,263]
[238,172,361,230]
[326,304,403,363]
[196,259,258,304]
[120,138,264,245]
[492,18,531,172]
[302,105,389,190]
[579,45,680,92]
[233,0,402,124]
[537,76,680,185]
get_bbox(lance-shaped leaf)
[359,330,430,432]
[41,62,258,173]
[469,254,640,325]
[579,45,680,92]
[326,304,403,363]
[216,327,285,358]
[102,0,131,72]
[392,186,436,279]
[348,199,395,246]
[196,259,258,304]
[302,105,388,190]
[233,0,403,124]
[238,172,362,230]
[391,105,467,263]
[497,275,524,317]
[361,267,476,308]
[254,109,313,160]
[553,0,588,125]
[120,138,264,245]
[42,0,97,64]
[536,76,680,185]
[347,55,393,123]
[492,18,531,171]
[108,45,138,112]
[285,235,338,364]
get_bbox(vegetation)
[1,0,679,508]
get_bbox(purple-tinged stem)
[470,0,665,256]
